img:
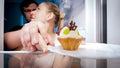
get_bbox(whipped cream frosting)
[59,27,81,38]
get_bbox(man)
[11,0,38,31]
[4,0,38,50]
[20,0,38,23]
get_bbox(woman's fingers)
[30,32,48,52]
[47,35,54,46]
[37,33,48,53]
[36,22,54,46]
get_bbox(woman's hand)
[20,21,54,52]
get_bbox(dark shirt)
[10,26,23,31]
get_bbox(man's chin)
[31,18,35,21]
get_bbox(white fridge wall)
[0,0,4,50]
[107,0,120,45]
[80,0,97,68]
[0,0,4,68]
[107,0,120,68]
[85,0,97,43]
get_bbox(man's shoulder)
[11,26,23,31]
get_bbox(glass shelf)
[3,43,120,68]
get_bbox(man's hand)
[20,21,54,52]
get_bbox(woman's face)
[32,3,49,22]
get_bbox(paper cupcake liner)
[58,37,83,50]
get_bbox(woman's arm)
[4,30,22,50]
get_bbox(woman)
[8,2,73,68]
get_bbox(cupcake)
[58,20,83,50]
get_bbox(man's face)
[23,3,38,22]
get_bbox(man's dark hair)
[20,0,38,16]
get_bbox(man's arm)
[4,30,22,50]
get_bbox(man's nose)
[30,10,36,15]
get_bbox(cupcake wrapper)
[58,37,83,50]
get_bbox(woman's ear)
[47,12,54,21]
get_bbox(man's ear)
[47,12,54,21]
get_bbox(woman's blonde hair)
[42,2,60,27]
